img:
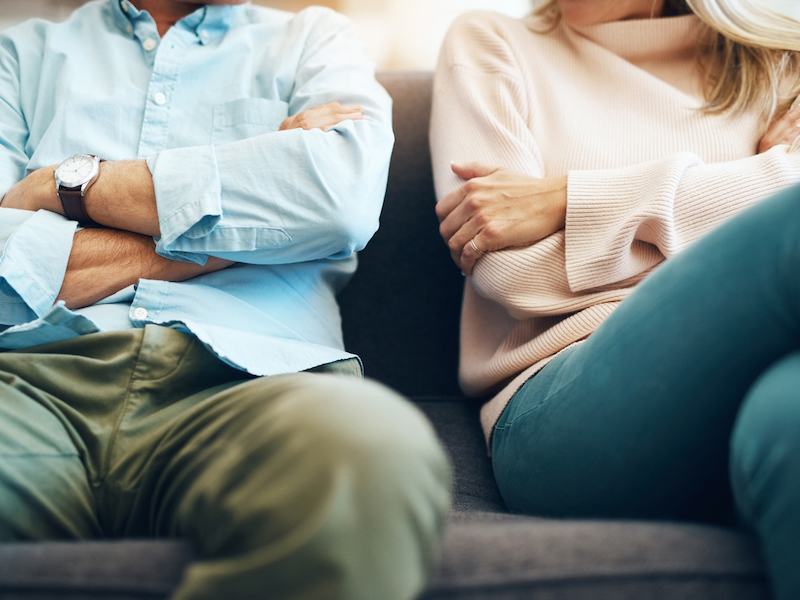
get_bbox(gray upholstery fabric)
[425,514,768,600]
[339,71,465,398]
[0,540,195,599]
[416,399,506,513]
[0,71,771,600]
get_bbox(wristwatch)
[54,154,105,226]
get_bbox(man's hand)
[436,162,568,276]
[0,164,61,212]
[57,228,234,309]
[280,102,363,132]
[759,96,800,154]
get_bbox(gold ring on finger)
[469,239,485,255]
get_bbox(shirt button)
[120,1,128,12]
[133,307,148,320]
[143,38,157,51]
[126,24,132,34]
[200,30,210,39]
[153,92,167,105]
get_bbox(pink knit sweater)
[430,11,800,442]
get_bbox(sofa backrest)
[338,71,465,398]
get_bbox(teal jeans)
[492,184,800,600]
[0,325,451,600]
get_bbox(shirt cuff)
[147,145,222,263]
[0,209,77,318]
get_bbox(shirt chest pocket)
[211,98,290,145]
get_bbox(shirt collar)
[109,0,245,44]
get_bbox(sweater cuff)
[564,153,700,293]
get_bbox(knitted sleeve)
[564,144,800,292]
[431,12,545,201]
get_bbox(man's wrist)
[39,165,62,213]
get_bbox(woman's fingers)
[459,233,489,276]
[451,161,498,180]
[436,167,568,274]
[435,162,497,223]
[758,100,800,153]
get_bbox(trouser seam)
[98,338,147,486]
[99,334,210,494]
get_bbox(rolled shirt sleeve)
[0,28,78,326]
[148,8,394,266]
[0,209,77,324]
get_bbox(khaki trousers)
[0,325,451,600]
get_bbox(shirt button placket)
[137,32,180,158]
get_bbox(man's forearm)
[83,160,161,236]
[57,228,230,309]
[1,159,161,236]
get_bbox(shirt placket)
[136,26,191,159]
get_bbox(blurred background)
[1,0,798,70]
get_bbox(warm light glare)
[1,0,798,68]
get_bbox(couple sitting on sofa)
[1,0,800,599]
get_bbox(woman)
[430,0,800,597]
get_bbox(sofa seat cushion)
[0,540,195,599]
[415,398,507,513]
[0,516,768,600]
[424,512,768,600]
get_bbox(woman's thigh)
[492,183,800,519]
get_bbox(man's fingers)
[279,103,363,132]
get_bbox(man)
[0,1,451,599]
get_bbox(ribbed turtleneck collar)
[566,14,703,63]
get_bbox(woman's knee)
[730,351,800,519]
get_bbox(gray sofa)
[0,71,770,600]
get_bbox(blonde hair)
[533,0,800,124]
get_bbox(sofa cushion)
[416,398,506,513]
[0,540,195,599]
[425,512,768,600]
[339,72,465,398]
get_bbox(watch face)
[57,155,96,188]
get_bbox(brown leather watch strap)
[57,157,105,227]
[59,187,95,225]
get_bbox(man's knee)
[170,373,451,600]
[214,372,445,457]
[175,371,452,535]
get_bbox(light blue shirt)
[0,0,393,375]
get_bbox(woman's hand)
[436,162,568,275]
[758,97,800,154]
[280,102,363,132]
